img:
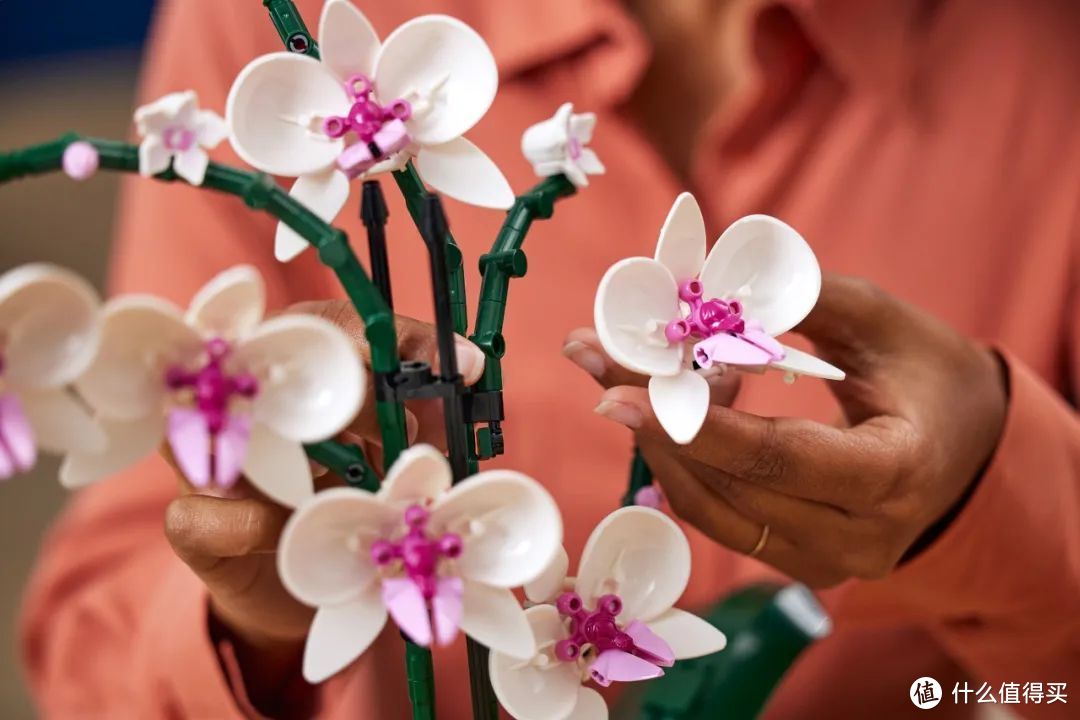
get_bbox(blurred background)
[0,1,155,716]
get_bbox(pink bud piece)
[62,142,99,181]
[678,279,704,303]
[634,485,663,508]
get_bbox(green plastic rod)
[263,0,319,55]
[621,446,654,507]
[303,440,378,492]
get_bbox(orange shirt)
[21,0,1080,718]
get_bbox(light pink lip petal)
[374,15,498,145]
[415,138,514,210]
[0,443,13,480]
[488,605,581,720]
[692,333,776,369]
[588,649,664,687]
[59,415,166,489]
[302,584,388,683]
[377,443,452,506]
[214,413,251,489]
[645,608,728,660]
[185,265,266,340]
[0,393,37,472]
[699,214,821,337]
[624,620,675,667]
[0,263,102,390]
[458,580,536,660]
[594,257,683,378]
[241,422,313,508]
[275,168,351,262]
[432,576,464,646]
[739,326,785,360]
[648,369,710,445]
[318,0,381,82]
[20,388,107,454]
[653,192,707,284]
[382,576,433,646]
[167,407,211,488]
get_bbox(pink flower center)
[162,126,196,152]
[664,278,745,344]
[164,338,259,435]
[323,74,414,179]
[370,504,463,600]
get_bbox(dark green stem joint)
[263,0,319,56]
[303,440,378,492]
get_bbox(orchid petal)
[0,393,36,472]
[275,169,351,262]
[214,413,251,489]
[242,422,313,508]
[375,15,498,144]
[233,314,364,443]
[565,687,609,720]
[319,0,381,82]
[692,333,775,370]
[59,415,165,488]
[458,581,535,660]
[594,258,683,377]
[700,215,821,336]
[653,192,707,283]
[415,138,514,209]
[134,91,196,135]
[432,576,464,646]
[575,148,605,176]
[523,544,569,604]
[172,147,210,186]
[489,605,581,720]
[588,649,663,686]
[138,137,172,177]
[226,52,347,176]
[0,263,101,389]
[648,369,710,445]
[770,345,845,381]
[302,585,388,683]
[195,109,228,148]
[646,608,727,660]
[185,265,266,340]
[278,487,398,606]
[377,443,452,506]
[382,576,432,646]
[20,388,106,454]
[575,506,690,623]
[167,407,210,488]
[76,296,201,421]
[569,112,596,145]
[431,470,562,589]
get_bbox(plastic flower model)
[490,506,727,720]
[227,0,515,262]
[277,444,563,683]
[594,192,845,444]
[63,266,364,507]
[521,102,605,188]
[0,265,104,480]
[134,90,228,186]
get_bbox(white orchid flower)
[226,0,514,262]
[278,444,563,683]
[134,90,228,186]
[62,266,364,507]
[594,192,844,444]
[521,102,605,188]
[490,506,727,720]
[0,265,104,480]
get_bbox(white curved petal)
[376,443,452,506]
[134,91,196,135]
[242,423,314,508]
[375,15,498,144]
[570,112,596,145]
[565,688,608,720]
[489,604,581,720]
[76,296,201,420]
[21,388,106,454]
[275,169,351,262]
[431,470,562,589]
[172,147,210,186]
[524,545,569,604]
[575,149,605,176]
[458,581,535,660]
[648,370,709,445]
[594,257,682,377]
[226,52,347,176]
[196,110,229,148]
[770,345,845,381]
[278,487,399,607]
[185,265,265,339]
[59,415,165,488]
[521,102,572,167]
[646,608,727,660]
[319,0,381,82]
[302,585,388,683]
[415,138,514,209]
[700,215,821,336]
[139,137,172,177]
[653,192,707,283]
[234,314,364,443]
[0,264,101,389]
[575,506,690,623]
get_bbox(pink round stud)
[634,485,663,508]
[62,142,99,181]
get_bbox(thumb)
[164,495,289,574]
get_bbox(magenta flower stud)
[63,266,365,506]
[490,507,727,720]
[226,0,514,262]
[277,444,563,683]
[134,91,227,185]
[0,265,105,481]
[594,192,845,444]
[521,102,605,188]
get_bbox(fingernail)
[562,341,606,378]
[594,400,643,429]
[455,336,486,381]
[405,411,419,444]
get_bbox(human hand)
[567,274,1007,587]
